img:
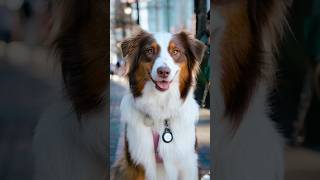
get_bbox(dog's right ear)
[118,27,150,76]
[119,27,149,58]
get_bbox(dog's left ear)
[176,31,207,63]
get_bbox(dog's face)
[120,29,206,99]
[150,33,180,92]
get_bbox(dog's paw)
[201,173,210,180]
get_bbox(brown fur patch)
[51,0,107,115]
[172,32,206,99]
[179,62,192,99]
[130,62,154,97]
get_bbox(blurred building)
[111,0,195,35]
[142,0,194,32]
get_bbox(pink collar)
[152,130,163,163]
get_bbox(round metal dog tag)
[162,128,173,143]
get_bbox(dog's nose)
[157,66,170,79]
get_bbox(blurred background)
[109,0,211,174]
[269,1,320,179]
[0,0,58,180]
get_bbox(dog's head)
[120,28,206,100]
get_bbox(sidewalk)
[109,76,210,170]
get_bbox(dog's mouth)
[149,71,177,92]
[149,75,172,92]
[154,80,172,91]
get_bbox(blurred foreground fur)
[33,0,107,179]
[212,0,291,179]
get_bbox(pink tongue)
[156,81,169,90]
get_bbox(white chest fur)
[120,86,199,180]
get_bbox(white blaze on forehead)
[151,32,179,81]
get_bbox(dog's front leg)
[163,160,179,180]
[179,152,198,180]
[126,123,157,180]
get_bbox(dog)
[212,0,291,180]
[33,0,107,180]
[110,28,206,180]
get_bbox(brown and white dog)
[212,0,290,180]
[33,0,107,180]
[110,29,206,180]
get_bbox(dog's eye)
[145,48,154,55]
[172,49,180,55]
